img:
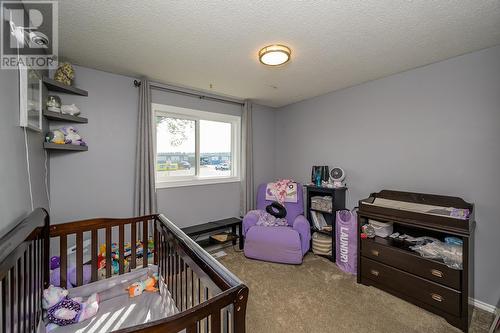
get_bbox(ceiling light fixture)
[259,44,291,66]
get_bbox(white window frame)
[152,103,241,189]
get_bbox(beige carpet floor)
[218,248,493,333]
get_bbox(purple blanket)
[249,210,288,227]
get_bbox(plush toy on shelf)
[45,126,86,146]
[126,272,159,298]
[61,126,86,146]
[45,129,66,144]
[42,285,99,330]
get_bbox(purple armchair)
[243,183,311,264]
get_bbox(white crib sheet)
[46,266,179,333]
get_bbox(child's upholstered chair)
[243,183,311,264]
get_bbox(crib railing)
[153,214,248,333]
[49,214,248,333]
[0,208,50,333]
[49,214,158,287]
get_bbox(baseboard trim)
[469,298,498,313]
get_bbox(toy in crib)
[42,285,99,330]
[97,239,154,274]
[126,272,159,298]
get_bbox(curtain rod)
[133,79,244,107]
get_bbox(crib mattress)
[46,266,179,333]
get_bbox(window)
[153,103,241,188]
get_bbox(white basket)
[368,220,394,238]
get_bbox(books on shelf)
[311,210,328,230]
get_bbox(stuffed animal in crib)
[126,272,159,297]
[42,285,99,329]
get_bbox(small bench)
[181,217,243,250]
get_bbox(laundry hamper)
[336,209,358,274]
[312,232,332,256]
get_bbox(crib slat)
[211,311,221,333]
[131,222,137,270]
[91,229,98,282]
[185,261,188,309]
[154,220,158,265]
[191,267,194,308]
[105,227,112,278]
[33,241,38,324]
[143,220,148,268]
[179,258,184,311]
[119,225,125,275]
[186,323,197,333]
[17,258,22,333]
[2,277,6,333]
[23,251,27,333]
[27,244,32,333]
[60,235,67,289]
[10,268,15,333]
[76,231,83,286]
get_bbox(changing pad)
[45,266,179,333]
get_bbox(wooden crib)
[0,208,248,333]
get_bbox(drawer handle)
[431,269,444,278]
[371,249,379,256]
[431,293,444,302]
[370,269,379,277]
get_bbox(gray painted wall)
[50,66,276,227]
[275,45,500,305]
[0,69,49,236]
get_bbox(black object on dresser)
[357,190,475,332]
[305,185,347,262]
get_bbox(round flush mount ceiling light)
[259,44,291,66]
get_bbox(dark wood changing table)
[357,190,475,332]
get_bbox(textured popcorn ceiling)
[58,1,500,107]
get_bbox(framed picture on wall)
[19,65,42,132]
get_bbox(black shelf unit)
[43,110,88,123]
[42,77,88,96]
[43,143,88,151]
[42,76,89,152]
[305,185,347,262]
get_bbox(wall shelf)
[43,110,88,123]
[42,77,88,96]
[43,143,88,151]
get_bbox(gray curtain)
[134,78,157,215]
[240,100,254,216]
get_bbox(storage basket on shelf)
[312,232,332,256]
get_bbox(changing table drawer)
[361,257,461,316]
[361,238,461,290]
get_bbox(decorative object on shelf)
[45,129,66,144]
[46,95,62,112]
[329,167,346,188]
[54,62,75,86]
[45,126,86,146]
[361,224,376,238]
[19,65,42,131]
[61,126,86,146]
[311,166,329,184]
[61,104,81,116]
